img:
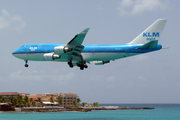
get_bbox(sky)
[0,0,180,103]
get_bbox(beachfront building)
[27,93,79,107]
[0,92,79,108]
[0,92,19,98]
[60,93,78,107]
[19,93,30,97]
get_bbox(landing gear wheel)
[70,64,73,68]
[25,64,28,67]
[84,65,88,68]
[24,60,29,67]
[80,66,84,70]
[68,61,73,68]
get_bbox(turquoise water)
[0,104,180,120]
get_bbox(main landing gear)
[67,61,88,70]
[77,63,88,70]
[24,60,28,67]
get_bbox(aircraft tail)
[129,19,167,44]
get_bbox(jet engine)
[43,53,60,61]
[54,45,72,55]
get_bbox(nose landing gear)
[24,60,28,67]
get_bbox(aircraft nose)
[12,48,21,58]
[12,51,16,55]
[12,49,18,55]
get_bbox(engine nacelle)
[54,45,72,55]
[43,53,60,61]
[90,61,110,65]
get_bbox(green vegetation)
[17,95,24,107]
[0,95,39,108]
[29,98,33,103]
[50,97,54,103]
[76,98,81,106]
[24,95,29,104]
[57,96,62,106]
[38,98,42,103]
[81,102,87,107]
[93,102,99,107]
[0,95,89,109]
[26,103,31,107]
[72,101,77,106]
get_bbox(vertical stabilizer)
[129,19,167,44]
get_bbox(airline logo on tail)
[143,32,159,41]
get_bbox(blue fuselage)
[12,43,162,62]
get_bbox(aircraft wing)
[54,28,90,61]
[67,28,90,47]
[66,28,90,54]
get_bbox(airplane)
[12,19,167,70]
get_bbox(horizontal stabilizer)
[137,40,158,49]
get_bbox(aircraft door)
[125,49,129,54]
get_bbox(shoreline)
[1,107,154,113]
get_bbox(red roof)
[19,93,30,95]
[36,94,43,96]
[41,97,56,100]
[41,97,51,100]
[0,92,18,95]
[27,95,38,98]
[66,93,77,95]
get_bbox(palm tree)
[72,101,77,107]
[17,95,24,107]
[0,96,2,103]
[29,98,33,103]
[93,102,99,107]
[76,98,81,107]
[17,95,23,100]
[17,98,23,107]
[50,97,54,103]
[32,101,36,107]
[38,98,41,103]
[24,96,29,104]
[2,97,8,103]
[57,96,62,106]
[27,103,31,107]
[8,96,15,104]
[81,102,87,107]
[37,98,42,107]
[12,98,17,107]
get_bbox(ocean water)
[0,104,180,120]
